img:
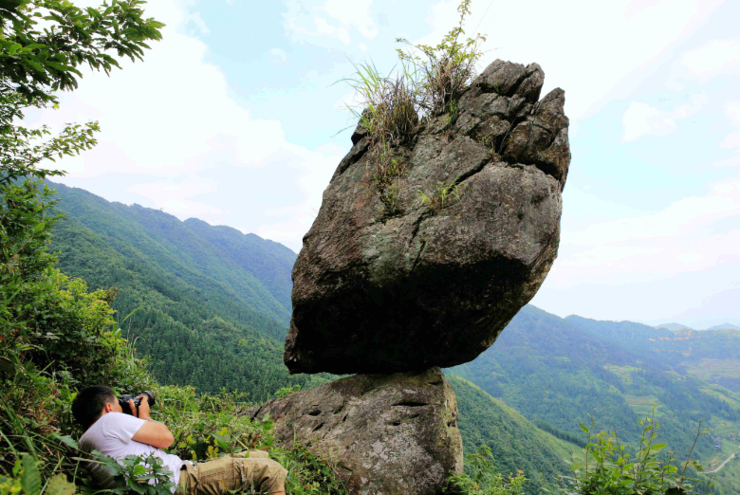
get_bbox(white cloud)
[722,101,740,149]
[532,173,740,322]
[283,0,377,47]
[419,0,724,122]
[622,102,677,142]
[622,94,706,142]
[23,0,339,250]
[268,48,288,63]
[681,39,740,76]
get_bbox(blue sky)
[35,0,740,327]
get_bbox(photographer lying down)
[72,386,287,495]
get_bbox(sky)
[31,0,740,328]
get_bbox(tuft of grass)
[417,177,467,212]
[341,0,486,219]
[343,64,415,220]
[373,153,405,219]
[344,62,418,145]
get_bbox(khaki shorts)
[177,451,287,495]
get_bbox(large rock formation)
[247,368,462,495]
[286,59,570,375]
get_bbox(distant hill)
[708,323,740,331]
[655,322,695,331]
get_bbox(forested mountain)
[47,182,328,400]
[567,315,740,391]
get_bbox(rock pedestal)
[246,368,463,495]
[285,59,571,375]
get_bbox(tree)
[0,0,163,477]
[1,0,163,329]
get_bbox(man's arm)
[129,398,175,450]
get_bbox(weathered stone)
[474,60,544,102]
[246,369,462,495]
[285,59,570,374]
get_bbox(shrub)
[347,0,486,135]
[396,0,486,116]
[448,446,527,495]
[555,413,712,495]
[270,443,348,495]
[153,385,272,462]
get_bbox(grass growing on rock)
[416,177,468,212]
[343,0,486,219]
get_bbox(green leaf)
[211,432,230,443]
[579,422,589,434]
[54,434,79,450]
[46,474,76,495]
[132,464,148,476]
[21,456,42,495]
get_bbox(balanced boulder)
[286,59,570,374]
[246,368,463,495]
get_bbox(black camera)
[119,391,155,416]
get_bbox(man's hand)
[128,396,152,420]
[137,395,152,420]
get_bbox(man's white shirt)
[79,412,184,490]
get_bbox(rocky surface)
[246,368,463,495]
[286,59,570,374]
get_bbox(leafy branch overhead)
[0,0,165,105]
[0,0,164,298]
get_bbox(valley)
[47,181,740,494]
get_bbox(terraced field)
[687,359,740,382]
[603,365,642,385]
[623,395,665,418]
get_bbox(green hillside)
[50,182,292,323]
[183,218,295,311]
[568,315,740,391]
[451,306,740,492]
[47,182,326,400]
[449,375,577,494]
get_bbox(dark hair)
[72,385,116,430]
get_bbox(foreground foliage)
[0,1,347,494]
[554,414,713,495]
[448,446,526,495]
